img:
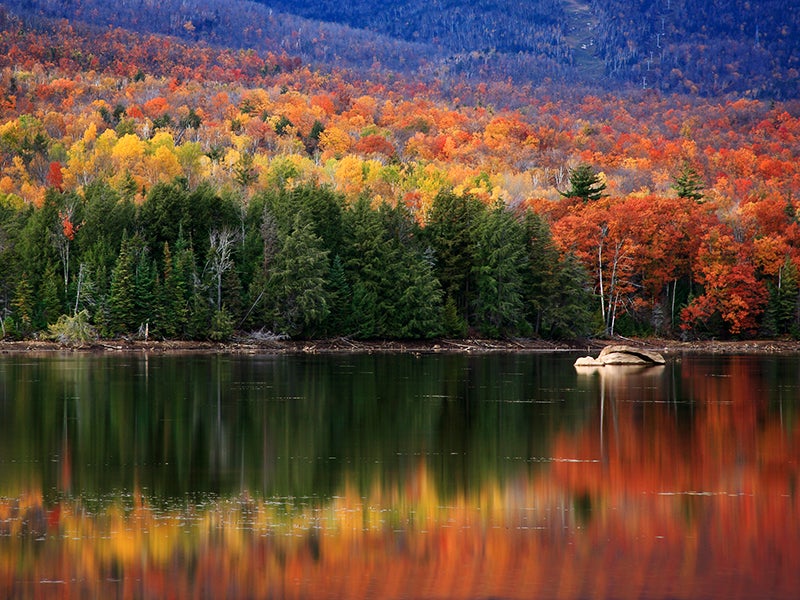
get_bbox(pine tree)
[764,258,800,336]
[546,253,594,338]
[560,164,607,202]
[672,160,704,201]
[341,196,387,338]
[395,248,444,338]
[324,254,351,336]
[424,191,484,323]
[266,219,330,337]
[133,244,156,332]
[11,273,34,334]
[472,203,530,337]
[108,235,137,336]
[37,264,63,328]
[522,210,559,336]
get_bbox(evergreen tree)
[395,248,444,338]
[133,243,157,333]
[763,258,800,336]
[324,254,351,336]
[672,160,705,201]
[522,210,560,336]
[472,203,530,338]
[341,196,387,338]
[233,152,257,188]
[0,195,30,321]
[11,273,34,334]
[424,190,484,323]
[138,179,189,261]
[78,181,135,293]
[545,253,594,338]
[560,164,607,202]
[265,219,330,337]
[37,264,63,328]
[108,235,137,336]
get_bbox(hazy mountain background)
[3,0,798,97]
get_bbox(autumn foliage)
[0,7,799,339]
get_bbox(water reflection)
[0,352,798,599]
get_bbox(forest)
[6,0,799,98]
[0,5,799,342]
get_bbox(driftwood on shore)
[574,344,666,367]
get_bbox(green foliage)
[233,152,257,188]
[324,254,351,336]
[11,273,34,334]
[672,160,704,201]
[546,253,595,338]
[46,309,97,345]
[107,234,137,336]
[38,264,63,328]
[522,211,593,338]
[560,164,607,202]
[274,115,293,136]
[395,248,444,338]
[763,259,799,337]
[138,179,189,258]
[424,190,484,322]
[209,307,235,342]
[263,219,330,337]
[472,203,529,337]
[179,108,202,130]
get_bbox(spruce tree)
[266,219,330,337]
[424,191,484,324]
[560,164,607,202]
[11,273,34,335]
[38,264,62,328]
[341,196,386,338]
[672,160,705,201]
[108,235,137,336]
[472,203,529,338]
[395,248,444,338]
[324,254,351,336]
[522,210,559,336]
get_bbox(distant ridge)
[2,0,798,97]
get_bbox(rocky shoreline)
[2,337,800,355]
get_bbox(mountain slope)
[2,0,798,97]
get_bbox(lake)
[0,351,798,599]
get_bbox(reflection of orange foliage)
[2,389,799,600]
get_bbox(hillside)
[4,0,798,98]
[0,2,799,342]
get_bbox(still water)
[0,351,798,599]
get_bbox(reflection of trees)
[2,451,799,600]
[1,353,799,598]
[0,353,588,500]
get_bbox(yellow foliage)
[20,181,45,207]
[112,133,145,163]
[144,145,182,184]
[319,126,352,160]
[150,130,175,150]
[0,176,14,195]
[333,155,365,196]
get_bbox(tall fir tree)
[265,219,330,337]
[424,190,484,324]
[671,160,705,201]
[472,203,530,338]
[108,234,137,336]
[560,164,607,202]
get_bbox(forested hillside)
[5,0,798,97]
[0,4,799,342]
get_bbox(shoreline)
[2,337,800,355]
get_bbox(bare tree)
[207,227,238,311]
